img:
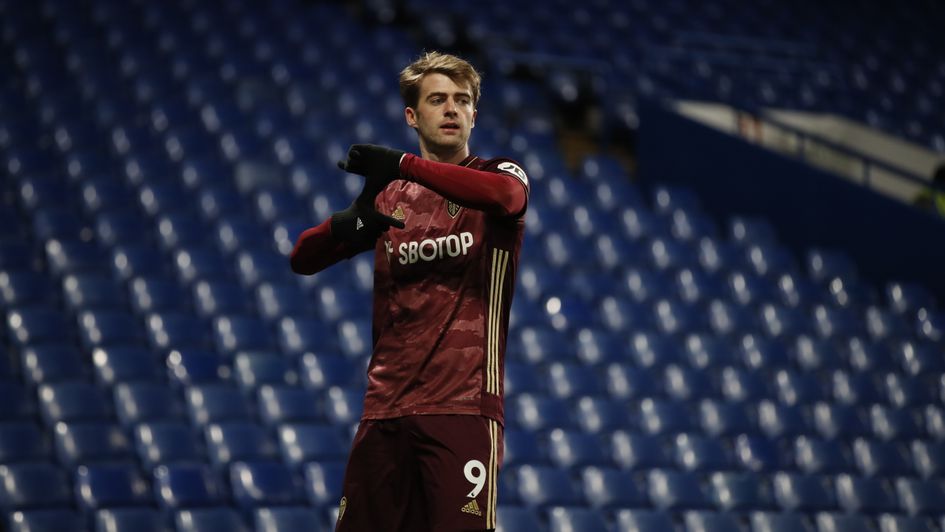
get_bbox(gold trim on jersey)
[487,248,509,395]
[486,419,498,529]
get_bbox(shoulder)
[475,156,529,190]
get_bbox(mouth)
[440,123,460,131]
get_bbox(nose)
[443,98,457,116]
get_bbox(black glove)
[337,144,405,199]
[330,199,405,247]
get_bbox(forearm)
[400,154,526,217]
[289,219,371,275]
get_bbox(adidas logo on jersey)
[355,217,364,231]
[460,499,482,517]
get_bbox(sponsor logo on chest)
[385,231,475,265]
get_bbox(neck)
[419,140,470,165]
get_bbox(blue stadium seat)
[707,298,757,337]
[812,304,863,339]
[38,381,111,424]
[236,249,291,288]
[877,515,937,532]
[885,282,935,317]
[674,433,734,472]
[700,400,756,437]
[870,405,924,441]
[166,349,229,386]
[0,422,49,463]
[621,267,674,303]
[114,382,184,424]
[205,422,277,467]
[865,306,910,341]
[147,312,212,352]
[77,310,144,349]
[0,272,56,308]
[45,239,110,276]
[254,507,323,532]
[546,429,610,469]
[613,509,676,532]
[496,506,543,532]
[512,465,581,508]
[504,362,545,396]
[895,478,945,516]
[53,421,133,466]
[580,466,646,509]
[322,386,365,426]
[628,331,682,368]
[304,461,346,507]
[609,431,674,470]
[298,353,358,390]
[664,364,715,400]
[815,513,876,532]
[727,271,775,306]
[234,353,297,390]
[647,469,710,511]
[129,276,192,314]
[812,402,870,440]
[185,384,253,426]
[759,303,811,338]
[510,326,573,365]
[794,436,853,475]
[603,364,659,400]
[153,463,227,510]
[0,463,71,510]
[547,506,609,532]
[831,370,883,406]
[708,471,776,512]
[740,334,791,370]
[258,386,322,425]
[256,282,312,321]
[545,363,602,399]
[720,366,767,402]
[911,440,945,479]
[195,282,252,318]
[683,333,736,369]
[215,218,269,255]
[574,327,624,365]
[638,398,694,435]
[844,337,897,372]
[852,438,913,477]
[20,345,87,385]
[277,423,348,467]
[112,245,168,281]
[895,340,945,376]
[277,316,334,357]
[175,507,249,532]
[134,422,205,469]
[750,512,814,532]
[510,394,574,431]
[7,307,75,347]
[6,509,85,532]
[744,242,796,278]
[684,511,744,532]
[74,463,152,512]
[156,212,206,251]
[573,396,631,434]
[775,369,827,405]
[916,309,945,343]
[0,384,37,421]
[835,474,899,514]
[230,461,302,509]
[807,248,858,285]
[62,273,127,311]
[174,248,233,285]
[776,272,823,309]
[773,473,837,512]
[93,507,167,532]
[214,315,277,356]
[93,347,162,386]
[735,435,791,473]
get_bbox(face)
[405,73,477,157]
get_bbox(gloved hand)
[330,198,405,247]
[337,144,405,199]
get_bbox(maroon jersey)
[364,155,529,425]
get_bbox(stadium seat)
[613,509,676,532]
[175,507,249,532]
[113,382,184,424]
[758,400,813,438]
[129,276,193,314]
[638,398,695,435]
[205,422,277,467]
[166,349,229,386]
[720,366,768,402]
[700,399,756,437]
[734,434,792,473]
[254,507,323,532]
[195,283,252,319]
[674,433,734,472]
[684,511,744,532]
[6,509,85,532]
[277,316,335,357]
[814,513,876,532]
[322,386,364,426]
[546,363,602,399]
[94,507,167,532]
[852,438,913,477]
[894,477,945,516]
[0,422,49,464]
[580,466,646,509]
[38,381,111,424]
[795,436,853,474]
[895,341,945,376]
[609,431,674,470]
[911,440,945,479]
[61,273,127,310]
[870,405,924,441]
[134,422,205,469]
[277,423,348,466]
[92,347,162,386]
[153,463,227,510]
[53,421,133,466]
[547,506,610,532]
[234,353,297,390]
[664,364,715,400]
[831,370,883,406]
[74,463,152,512]
[573,396,632,434]
[256,282,312,321]
[20,345,87,385]
[512,465,581,508]
[112,245,168,281]
[683,333,736,369]
[835,473,899,514]
[546,429,610,469]
[0,384,37,421]
[496,506,543,532]
[647,469,709,510]
[7,307,75,347]
[708,471,776,512]
[230,461,302,509]
[877,515,938,532]
[298,353,358,390]
[0,463,71,510]
[0,272,56,308]
[812,402,870,440]
[773,473,837,512]
[604,364,659,400]
[510,394,574,431]
[257,386,322,425]
[304,461,346,507]
[185,384,253,426]
[77,310,144,349]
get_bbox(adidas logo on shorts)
[460,499,482,517]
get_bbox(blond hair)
[399,51,482,108]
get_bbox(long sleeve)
[400,153,527,217]
[289,218,372,275]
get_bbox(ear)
[404,107,418,129]
[471,108,477,129]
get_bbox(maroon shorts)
[334,415,504,532]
